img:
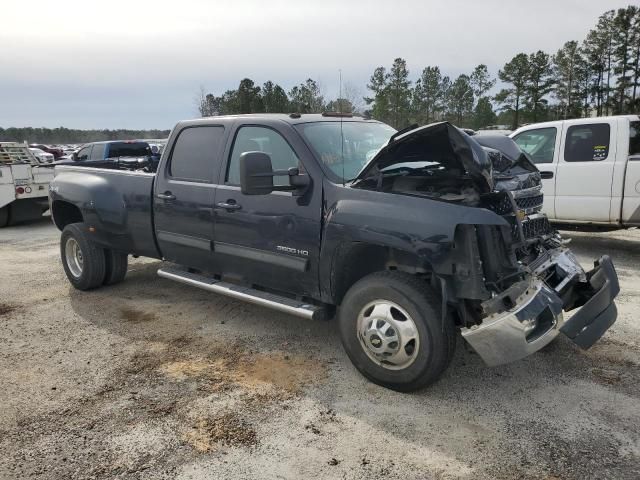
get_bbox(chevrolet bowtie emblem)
[517,210,527,221]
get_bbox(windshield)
[295,121,396,182]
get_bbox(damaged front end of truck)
[352,122,620,366]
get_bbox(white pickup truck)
[511,115,640,227]
[0,142,54,227]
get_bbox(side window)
[169,126,225,182]
[630,121,640,155]
[76,146,92,161]
[90,143,105,160]
[513,127,556,164]
[226,126,300,186]
[564,123,611,162]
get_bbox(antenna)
[339,69,345,186]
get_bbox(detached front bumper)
[461,253,619,366]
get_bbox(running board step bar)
[157,266,326,320]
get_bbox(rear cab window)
[564,123,610,162]
[108,142,152,158]
[168,126,225,182]
[513,127,557,164]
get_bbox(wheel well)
[52,201,83,230]
[332,243,430,304]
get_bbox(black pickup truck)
[49,114,619,391]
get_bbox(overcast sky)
[1,0,636,130]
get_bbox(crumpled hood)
[354,122,495,193]
[473,134,541,192]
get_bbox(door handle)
[156,192,176,200]
[215,201,242,211]
[540,171,554,179]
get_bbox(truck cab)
[511,115,640,226]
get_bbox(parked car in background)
[0,142,54,227]
[29,147,55,164]
[475,129,512,136]
[29,144,63,160]
[54,140,159,171]
[511,115,640,228]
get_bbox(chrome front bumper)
[461,250,619,366]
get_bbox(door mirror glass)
[240,151,274,195]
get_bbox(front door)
[212,123,322,297]
[513,125,560,219]
[153,124,227,268]
[554,120,617,223]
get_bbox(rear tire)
[103,249,128,285]
[0,205,8,228]
[338,271,456,392]
[60,223,106,290]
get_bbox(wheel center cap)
[370,335,382,347]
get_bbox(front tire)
[60,223,106,290]
[338,271,455,392]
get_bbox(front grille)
[485,192,544,216]
[520,216,552,240]
[515,194,543,212]
[485,194,513,215]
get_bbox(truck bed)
[51,166,160,258]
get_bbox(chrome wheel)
[357,300,420,370]
[65,237,84,278]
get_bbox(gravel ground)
[0,218,639,480]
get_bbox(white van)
[511,115,640,227]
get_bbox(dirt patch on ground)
[184,412,257,452]
[232,352,327,393]
[157,348,327,394]
[0,303,16,316]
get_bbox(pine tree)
[612,6,638,113]
[446,74,474,127]
[526,51,555,122]
[495,53,530,128]
[365,67,389,123]
[386,58,412,128]
[411,66,447,124]
[553,41,582,118]
[262,81,289,113]
[469,64,496,100]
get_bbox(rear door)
[621,118,640,225]
[212,121,322,297]
[554,120,617,223]
[512,125,560,218]
[153,124,228,269]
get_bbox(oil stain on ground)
[0,303,16,317]
[120,307,157,323]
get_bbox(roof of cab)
[175,113,383,127]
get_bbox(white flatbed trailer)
[0,142,54,227]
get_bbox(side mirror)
[72,152,78,161]
[240,151,311,196]
[240,151,275,195]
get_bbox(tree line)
[198,5,639,130]
[0,127,171,145]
